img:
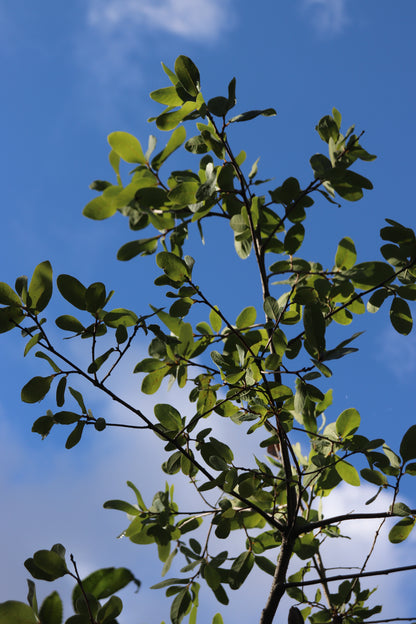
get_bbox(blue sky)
[1,1,416,623]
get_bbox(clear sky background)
[1,1,416,623]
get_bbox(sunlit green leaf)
[389,517,416,543]
[108,131,146,164]
[336,408,360,438]
[335,237,357,270]
[335,460,360,486]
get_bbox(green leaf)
[229,551,254,589]
[316,115,339,142]
[289,606,305,624]
[236,306,256,329]
[212,615,224,624]
[390,298,412,335]
[35,352,61,373]
[83,195,117,220]
[21,376,53,403]
[32,414,55,439]
[392,502,412,516]
[69,387,86,413]
[108,131,145,164]
[170,587,191,624]
[57,275,87,310]
[157,252,189,283]
[0,601,39,624]
[96,596,122,624]
[389,517,416,543]
[151,126,187,170]
[103,308,138,328]
[150,86,183,106]
[303,305,326,354]
[207,96,230,117]
[254,555,276,576]
[54,411,80,425]
[175,56,200,97]
[346,262,394,290]
[335,460,360,486]
[336,408,360,438]
[28,261,53,312]
[32,550,68,580]
[360,468,387,486]
[27,579,38,614]
[0,305,24,333]
[38,591,63,624]
[209,307,222,333]
[0,282,21,306]
[156,101,197,131]
[85,282,106,313]
[284,223,305,255]
[185,135,209,154]
[142,366,169,394]
[72,568,136,610]
[117,237,159,261]
[367,288,389,313]
[229,108,276,123]
[103,499,140,515]
[65,422,85,449]
[55,315,84,333]
[335,237,357,270]
[154,404,183,431]
[400,424,416,463]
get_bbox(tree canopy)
[1,55,416,624]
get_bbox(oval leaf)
[38,591,63,624]
[108,131,145,164]
[0,601,38,624]
[28,261,53,313]
[336,407,360,438]
[57,275,87,310]
[175,56,200,97]
[0,282,21,306]
[389,517,416,544]
[156,252,189,283]
[21,376,53,403]
[335,460,360,486]
[400,424,416,463]
[390,297,413,335]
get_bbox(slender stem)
[284,563,416,588]
[70,554,97,624]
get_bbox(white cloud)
[75,0,234,122]
[301,0,349,35]
[87,0,233,41]
[319,484,416,618]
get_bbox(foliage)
[1,55,416,624]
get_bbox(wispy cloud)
[301,0,349,35]
[87,0,233,41]
[75,0,234,123]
